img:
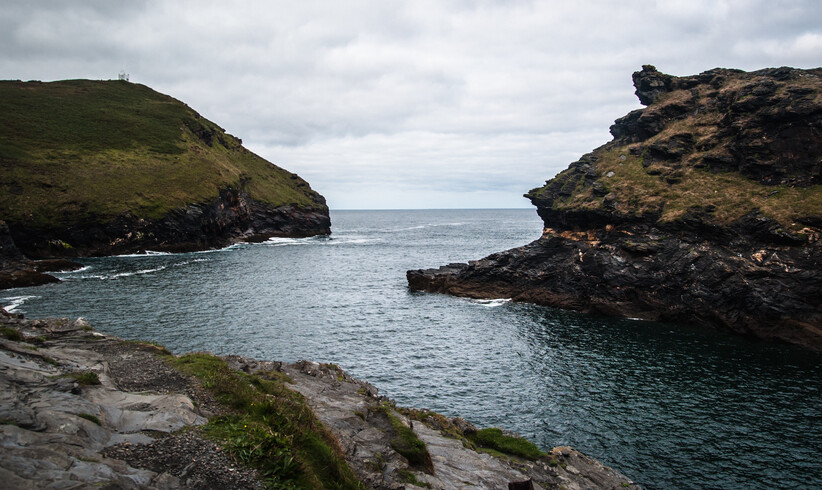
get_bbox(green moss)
[466,428,546,461]
[122,339,172,356]
[532,144,822,232]
[0,327,23,342]
[398,469,431,488]
[77,413,101,425]
[170,352,362,489]
[0,79,326,231]
[372,404,434,474]
[67,371,101,385]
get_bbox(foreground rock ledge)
[0,308,638,489]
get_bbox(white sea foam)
[390,222,465,232]
[265,237,315,246]
[2,295,39,313]
[91,266,168,280]
[112,250,174,258]
[332,237,378,245]
[471,298,512,307]
[56,265,90,274]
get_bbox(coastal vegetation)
[170,352,363,489]
[0,79,324,230]
[526,66,822,233]
[466,427,546,461]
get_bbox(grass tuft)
[77,413,102,425]
[398,469,431,488]
[1,327,23,342]
[170,352,362,489]
[68,371,101,385]
[466,428,546,460]
[373,404,434,474]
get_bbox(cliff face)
[408,66,822,350]
[0,79,330,262]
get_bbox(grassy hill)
[0,79,325,230]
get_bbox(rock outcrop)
[10,187,330,259]
[0,221,83,289]
[0,308,639,488]
[409,65,822,350]
[0,79,331,263]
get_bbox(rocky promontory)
[0,79,330,288]
[409,65,822,350]
[0,307,638,489]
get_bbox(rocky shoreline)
[1,79,332,290]
[9,187,332,261]
[0,221,85,290]
[408,66,822,350]
[0,307,639,489]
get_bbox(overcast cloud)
[2,1,820,208]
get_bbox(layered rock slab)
[0,307,639,489]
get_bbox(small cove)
[4,209,821,489]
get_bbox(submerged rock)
[409,65,822,350]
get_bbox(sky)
[2,1,820,209]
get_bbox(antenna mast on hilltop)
[118,70,130,81]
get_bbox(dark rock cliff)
[408,65,822,350]
[0,79,331,287]
[9,186,331,259]
[0,221,82,289]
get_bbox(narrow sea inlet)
[4,209,821,489]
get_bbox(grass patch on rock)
[466,428,546,461]
[398,468,431,488]
[68,371,101,386]
[170,352,362,489]
[77,413,102,426]
[0,327,23,342]
[372,403,434,474]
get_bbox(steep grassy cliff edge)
[409,66,822,350]
[0,79,330,262]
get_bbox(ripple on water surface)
[3,209,821,490]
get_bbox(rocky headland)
[0,79,330,289]
[409,65,822,350]
[0,307,638,489]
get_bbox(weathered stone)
[1,310,640,489]
[409,65,822,350]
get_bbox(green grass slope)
[0,79,325,230]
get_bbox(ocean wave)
[330,237,379,245]
[470,298,512,308]
[112,250,175,258]
[264,237,318,247]
[81,266,168,280]
[261,236,377,247]
[1,295,39,313]
[56,265,91,274]
[389,222,466,232]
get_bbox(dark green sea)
[4,209,821,489]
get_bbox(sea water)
[3,209,821,489]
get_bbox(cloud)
[1,0,820,208]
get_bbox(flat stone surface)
[2,309,639,489]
